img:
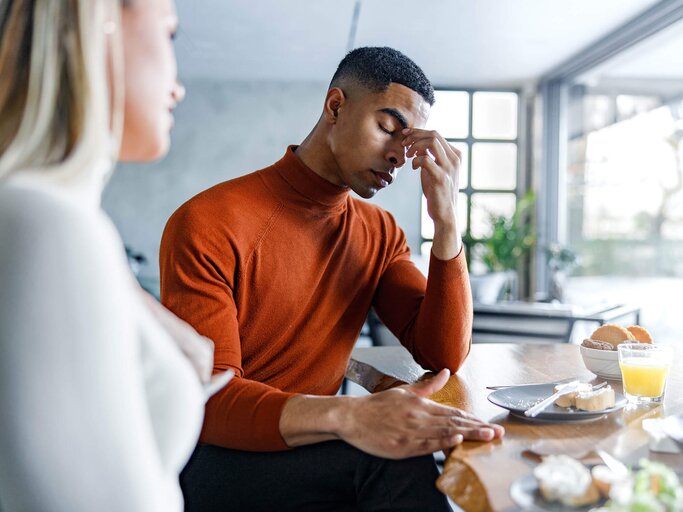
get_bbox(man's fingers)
[402,128,460,167]
[412,155,453,190]
[411,155,441,178]
[415,423,496,442]
[405,138,448,165]
[431,130,461,166]
[407,368,450,397]
[409,434,464,455]
[420,409,500,431]
[413,403,506,438]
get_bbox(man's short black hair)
[330,47,435,106]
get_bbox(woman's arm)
[0,192,183,511]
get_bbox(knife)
[524,380,581,417]
[486,377,576,390]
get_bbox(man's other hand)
[335,368,505,459]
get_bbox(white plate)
[510,472,606,511]
[487,383,626,421]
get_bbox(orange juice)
[619,359,670,398]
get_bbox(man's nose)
[387,144,406,168]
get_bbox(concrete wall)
[102,79,423,280]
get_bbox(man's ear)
[323,87,346,124]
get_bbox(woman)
[0,0,217,510]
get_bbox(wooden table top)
[346,343,683,512]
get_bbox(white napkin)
[642,417,683,454]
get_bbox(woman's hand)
[139,289,214,384]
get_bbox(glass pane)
[452,141,468,189]
[583,94,614,133]
[420,192,468,240]
[425,91,469,139]
[471,143,517,190]
[470,193,516,239]
[472,92,518,139]
[459,192,468,232]
[616,95,661,122]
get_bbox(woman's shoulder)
[1,183,113,238]
[0,182,126,268]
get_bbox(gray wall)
[102,79,423,280]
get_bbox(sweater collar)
[273,146,349,210]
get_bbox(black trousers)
[180,441,453,512]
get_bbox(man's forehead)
[373,83,430,128]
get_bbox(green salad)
[594,459,683,512]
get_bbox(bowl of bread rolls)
[580,324,654,380]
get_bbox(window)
[420,90,520,270]
[539,9,683,343]
[566,90,683,275]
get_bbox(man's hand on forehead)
[401,128,461,167]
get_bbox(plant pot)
[470,271,517,304]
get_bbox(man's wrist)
[322,395,353,439]
[433,217,457,237]
[432,216,461,260]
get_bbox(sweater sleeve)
[0,195,183,512]
[371,219,473,373]
[160,205,294,452]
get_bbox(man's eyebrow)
[378,108,408,129]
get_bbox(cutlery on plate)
[595,449,629,477]
[486,377,576,390]
[524,381,607,418]
[524,380,581,417]
[522,447,629,476]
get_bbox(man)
[160,47,504,511]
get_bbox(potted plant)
[545,244,578,302]
[470,192,536,302]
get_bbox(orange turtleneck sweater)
[159,146,473,452]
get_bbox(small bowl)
[580,345,622,380]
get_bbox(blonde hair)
[0,0,124,184]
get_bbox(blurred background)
[103,0,683,344]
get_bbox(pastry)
[554,382,592,408]
[626,325,654,344]
[581,338,616,351]
[534,455,601,507]
[575,386,615,411]
[590,324,635,348]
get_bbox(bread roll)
[590,324,635,348]
[626,325,654,344]
[554,382,592,408]
[534,455,600,506]
[575,386,615,411]
[582,338,616,351]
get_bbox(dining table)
[345,343,683,511]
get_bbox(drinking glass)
[618,343,672,404]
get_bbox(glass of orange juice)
[618,343,672,404]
